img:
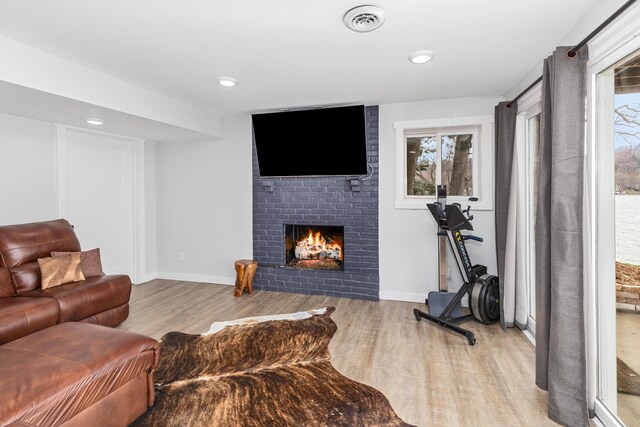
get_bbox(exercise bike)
[413,185,499,345]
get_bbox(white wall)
[0,112,159,281]
[0,35,224,139]
[379,97,503,302]
[506,0,628,99]
[0,108,251,285]
[155,114,253,284]
[0,113,56,225]
[143,141,158,281]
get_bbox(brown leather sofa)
[0,219,131,345]
[0,219,159,426]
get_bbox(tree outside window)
[614,102,640,193]
[406,136,436,195]
[406,130,475,197]
[442,134,473,196]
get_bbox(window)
[395,116,493,210]
[406,130,476,197]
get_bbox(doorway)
[55,125,145,283]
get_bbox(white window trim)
[394,115,494,210]
[516,85,542,339]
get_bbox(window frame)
[404,128,479,199]
[394,115,494,210]
[525,107,541,332]
[515,84,542,342]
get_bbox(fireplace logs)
[295,230,341,261]
[285,225,344,271]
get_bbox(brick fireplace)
[251,106,379,300]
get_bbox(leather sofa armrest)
[146,342,160,406]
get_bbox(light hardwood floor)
[119,279,557,427]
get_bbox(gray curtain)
[494,101,517,330]
[536,46,589,426]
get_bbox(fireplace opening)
[285,225,344,270]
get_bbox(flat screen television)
[252,105,368,177]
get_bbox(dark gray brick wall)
[252,106,379,300]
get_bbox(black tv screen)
[252,105,368,177]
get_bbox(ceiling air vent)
[343,5,386,33]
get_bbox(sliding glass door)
[594,48,640,427]
[611,51,640,426]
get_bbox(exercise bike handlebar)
[427,195,479,232]
[462,235,483,242]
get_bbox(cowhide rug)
[133,307,414,427]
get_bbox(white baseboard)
[155,272,235,286]
[137,273,158,284]
[379,290,470,307]
[379,291,426,303]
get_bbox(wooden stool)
[234,260,258,297]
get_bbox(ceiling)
[0,0,602,117]
[0,81,212,141]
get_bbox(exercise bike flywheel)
[468,274,500,324]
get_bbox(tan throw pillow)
[51,248,105,278]
[38,253,85,289]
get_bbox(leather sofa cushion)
[78,303,129,327]
[9,262,42,295]
[0,219,80,269]
[0,323,159,426]
[0,267,13,298]
[0,297,60,345]
[25,275,131,323]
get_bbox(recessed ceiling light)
[409,50,434,64]
[85,118,105,125]
[217,76,238,87]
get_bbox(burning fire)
[295,230,342,261]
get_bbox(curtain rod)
[507,0,638,108]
